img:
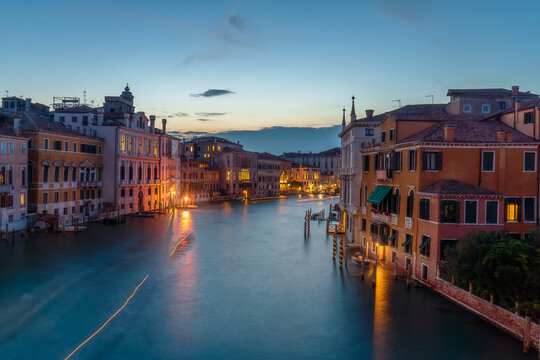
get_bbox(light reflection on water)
[0,197,536,360]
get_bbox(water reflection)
[372,262,391,359]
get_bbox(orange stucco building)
[357,115,539,286]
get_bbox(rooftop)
[447,88,539,98]
[419,179,501,196]
[398,118,536,144]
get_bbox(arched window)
[72,167,77,182]
[406,189,414,218]
[0,166,5,185]
[54,167,60,183]
[64,167,69,182]
[129,136,133,152]
[393,188,400,215]
[120,134,126,151]
[138,138,142,154]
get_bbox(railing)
[0,184,13,193]
[376,169,393,180]
[391,214,398,225]
[405,217,412,229]
[372,234,388,246]
[362,206,366,215]
[78,181,101,187]
[371,211,390,224]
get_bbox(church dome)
[121,84,133,100]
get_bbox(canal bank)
[0,197,537,359]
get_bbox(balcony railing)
[376,169,393,180]
[405,217,413,229]
[391,214,398,225]
[0,184,12,193]
[371,211,390,224]
[78,181,101,187]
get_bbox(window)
[481,104,490,113]
[419,235,430,257]
[389,129,394,141]
[361,218,366,231]
[363,155,370,171]
[405,257,412,270]
[63,167,69,182]
[390,188,400,214]
[524,152,536,172]
[392,151,402,171]
[8,142,13,154]
[391,251,397,263]
[21,143,26,155]
[54,141,62,150]
[43,166,49,183]
[59,116,65,122]
[1,142,5,154]
[421,264,428,280]
[381,131,386,143]
[364,185,368,206]
[21,166,26,186]
[73,142,77,152]
[71,116,77,123]
[524,197,535,222]
[465,201,477,224]
[408,149,417,171]
[82,116,88,126]
[365,128,374,136]
[505,198,521,222]
[20,193,25,206]
[498,102,506,110]
[486,201,498,224]
[406,190,414,218]
[42,192,48,204]
[72,168,77,182]
[389,229,398,247]
[482,151,494,172]
[524,112,534,125]
[463,104,472,113]
[440,200,459,223]
[419,198,430,220]
[64,141,69,151]
[422,151,442,171]
[440,239,456,261]
[54,167,60,182]
[403,234,412,253]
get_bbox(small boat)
[131,212,156,218]
[352,253,364,266]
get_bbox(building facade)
[218,147,258,199]
[256,153,283,198]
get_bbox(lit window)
[239,169,250,181]
[129,136,133,152]
[226,171,231,181]
[154,141,158,156]
[138,138,142,153]
[121,134,126,151]
[20,193,25,205]
[507,203,518,222]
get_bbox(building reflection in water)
[372,258,391,358]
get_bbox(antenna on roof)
[91,100,94,107]
[83,90,87,105]
[426,95,434,104]
[392,99,401,108]
[4,91,8,97]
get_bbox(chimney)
[13,118,20,136]
[497,130,505,142]
[162,118,167,133]
[506,132,513,142]
[444,126,455,142]
[97,108,104,125]
[124,113,131,128]
[150,115,155,133]
[512,85,519,97]
[25,98,31,112]
[365,109,374,118]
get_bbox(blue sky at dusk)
[2,0,540,137]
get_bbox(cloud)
[197,118,213,122]
[174,112,189,117]
[369,0,435,26]
[179,2,259,65]
[196,112,227,117]
[191,89,235,97]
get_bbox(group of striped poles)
[332,233,345,269]
[304,209,311,237]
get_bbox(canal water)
[0,196,536,359]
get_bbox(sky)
[2,0,540,146]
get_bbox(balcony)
[376,169,393,181]
[391,214,398,225]
[371,210,390,224]
[361,206,366,215]
[371,234,388,246]
[78,181,101,187]
[405,217,413,229]
[0,184,12,193]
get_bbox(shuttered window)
[440,200,459,223]
[408,149,417,170]
[524,152,536,172]
[465,201,477,224]
[482,151,494,172]
[422,151,442,171]
[406,192,414,218]
[524,197,535,222]
[486,201,498,224]
[363,155,370,172]
[419,198,430,220]
[505,198,522,222]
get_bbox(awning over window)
[401,237,411,247]
[367,185,392,205]
[388,232,396,242]
[419,237,430,250]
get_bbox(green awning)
[401,237,411,247]
[388,232,396,242]
[367,185,392,205]
[419,237,430,250]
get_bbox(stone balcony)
[371,211,390,224]
[0,184,12,193]
[405,217,413,229]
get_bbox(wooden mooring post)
[523,315,531,354]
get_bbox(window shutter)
[517,198,522,222]
[455,201,460,223]
[440,201,445,222]
[435,152,443,170]
[426,199,430,220]
[422,151,427,170]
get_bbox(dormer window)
[482,104,490,113]
[463,104,472,113]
